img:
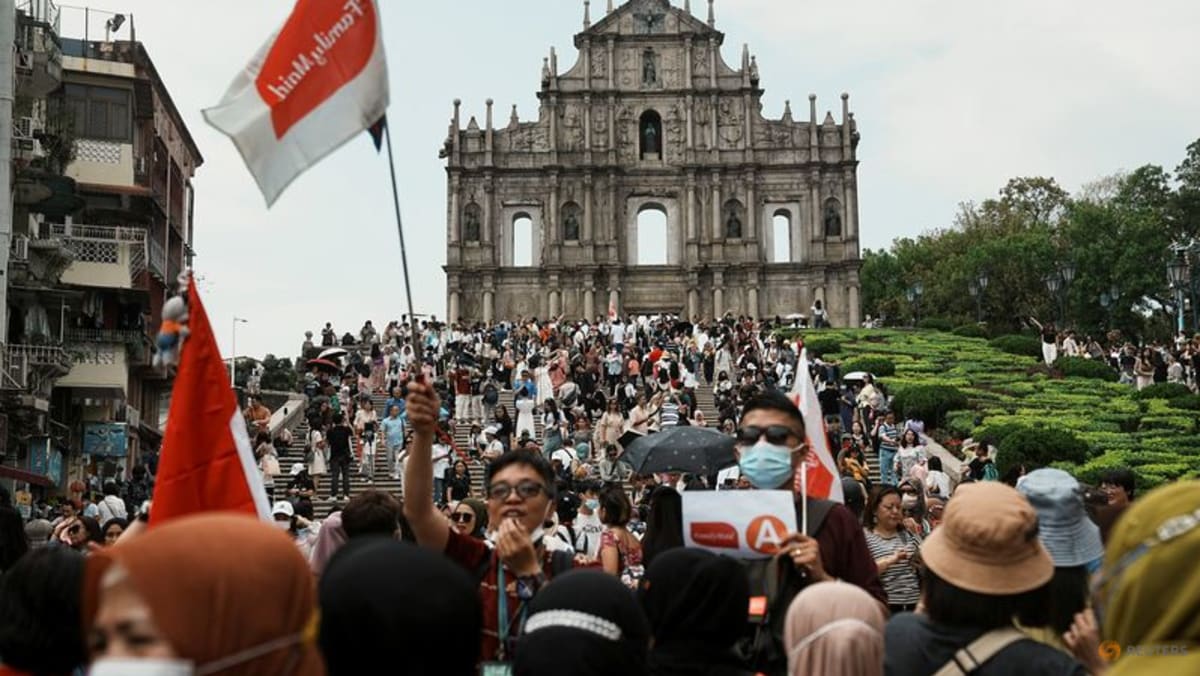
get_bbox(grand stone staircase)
[273,378,873,519]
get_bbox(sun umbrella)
[318,347,348,361]
[620,426,738,475]
[843,371,872,383]
[308,358,342,374]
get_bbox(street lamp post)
[970,272,989,323]
[1167,257,1190,335]
[1044,274,1063,322]
[231,317,248,385]
[907,283,924,326]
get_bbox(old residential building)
[2,2,202,494]
[442,0,862,325]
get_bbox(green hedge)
[952,324,988,339]
[841,356,896,378]
[1055,357,1118,382]
[1168,395,1200,411]
[996,427,1090,476]
[1134,383,1194,401]
[918,318,954,332]
[989,335,1042,358]
[891,384,969,427]
[803,337,842,358]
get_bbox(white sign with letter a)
[682,490,798,559]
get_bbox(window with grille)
[63,84,132,142]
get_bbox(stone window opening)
[639,110,663,160]
[512,213,533,267]
[772,209,792,262]
[635,204,668,266]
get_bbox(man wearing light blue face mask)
[735,390,886,606]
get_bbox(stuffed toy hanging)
[153,271,192,370]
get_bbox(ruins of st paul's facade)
[442,0,862,326]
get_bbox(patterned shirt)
[864,528,922,606]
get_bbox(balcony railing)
[64,328,148,346]
[39,222,154,285]
[18,0,60,33]
[5,343,72,372]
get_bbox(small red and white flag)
[203,0,389,206]
[608,297,618,322]
[789,349,844,504]
[151,278,270,526]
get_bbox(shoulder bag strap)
[931,627,1026,676]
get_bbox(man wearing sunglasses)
[403,379,578,665]
[736,390,885,601]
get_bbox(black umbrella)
[620,426,738,475]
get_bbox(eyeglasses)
[735,424,796,446]
[450,512,475,523]
[486,480,547,501]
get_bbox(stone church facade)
[442,0,862,326]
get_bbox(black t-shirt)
[818,388,840,415]
[1041,328,1056,344]
[885,613,1086,676]
[326,425,353,458]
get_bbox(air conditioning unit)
[11,235,29,261]
[16,51,33,73]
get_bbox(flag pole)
[382,122,421,354]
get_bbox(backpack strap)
[931,628,1025,676]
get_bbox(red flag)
[151,279,270,526]
[788,348,844,503]
[203,0,389,206]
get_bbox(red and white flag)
[608,297,618,322]
[203,0,389,206]
[151,278,270,526]
[788,349,844,503]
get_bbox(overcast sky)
[60,1,1200,360]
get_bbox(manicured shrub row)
[890,384,969,427]
[840,356,896,378]
[1054,356,1119,382]
[989,334,1042,358]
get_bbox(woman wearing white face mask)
[83,514,324,676]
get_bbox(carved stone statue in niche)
[562,106,583,150]
[694,103,710,149]
[591,51,607,80]
[824,202,842,238]
[692,47,708,77]
[642,49,658,87]
[642,119,660,154]
[725,206,743,239]
[563,205,581,241]
[592,108,609,149]
[463,203,482,242]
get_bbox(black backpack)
[483,383,499,405]
[735,498,835,676]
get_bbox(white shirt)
[611,323,626,345]
[574,509,603,558]
[96,495,128,523]
[551,448,576,469]
[431,443,452,479]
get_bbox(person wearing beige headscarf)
[1091,480,1200,676]
[83,513,324,676]
[784,581,886,676]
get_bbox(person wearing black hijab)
[639,548,754,676]
[319,538,481,676]
[516,570,650,676]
